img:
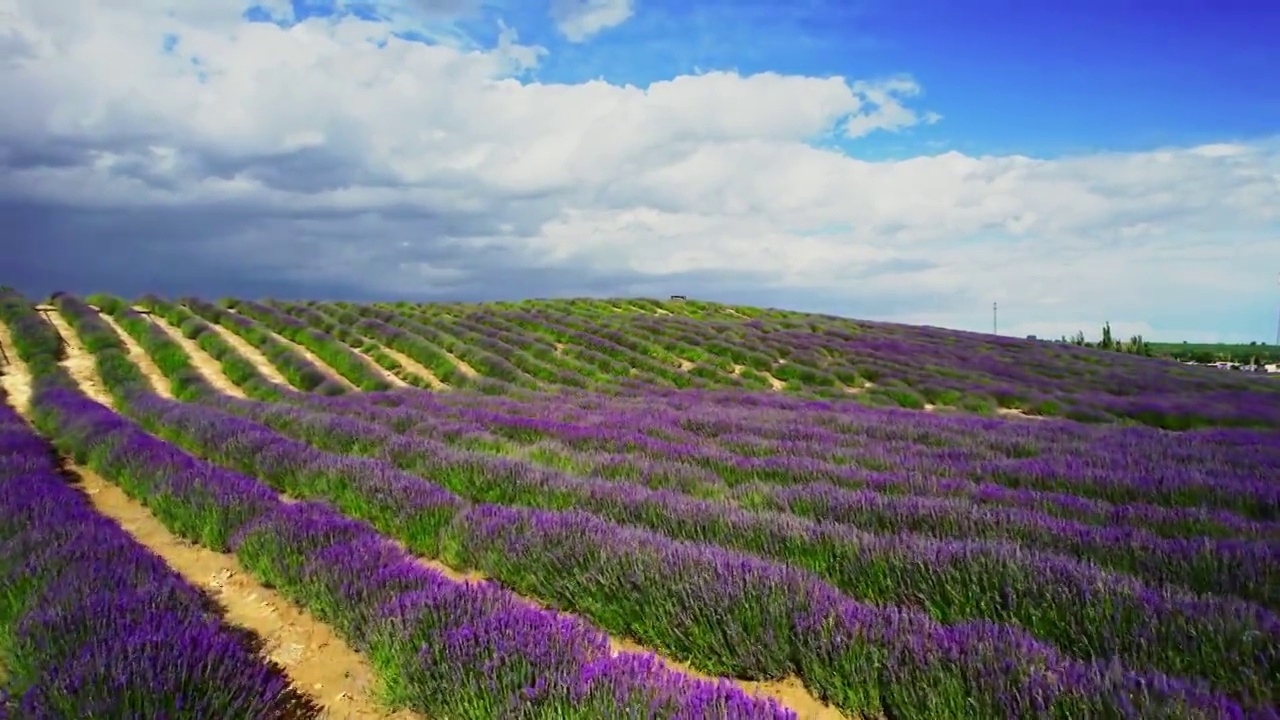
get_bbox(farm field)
[0,289,1278,719]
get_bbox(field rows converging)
[0,294,811,719]
[0,319,389,718]
[2,289,1278,719]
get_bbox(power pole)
[1275,273,1280,346]
[993,301,998,335]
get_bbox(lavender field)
[0,288,1277,719]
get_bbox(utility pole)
[993,301,998,335]
[1275,273,1280,346]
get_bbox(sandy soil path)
[0,319,413,720]
[374,343,447,390]
[202,319,292,387]
[98,312,174,399]
[149,314,248,398]
[223,311,357,391]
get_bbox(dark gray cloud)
[0,197,967,324]
[1,1,1277,343]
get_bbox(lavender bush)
[0,394,316,718]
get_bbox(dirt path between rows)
[32,312,846,718]
[731,363,787,391]
[402,546,843,720]
[0,319,413,720]
[387,313,479,380]
[201,320,293,387]
[40,309,113,406]
[342,341,408,389]
[439,348,478,378]
[98,312,174,399]
[149,315,247,398]
[372,344,447,390]
[224,312,357,391]
[0,322,32,412]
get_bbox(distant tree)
[1099,322,1115,351]
[1125,334,1152,357]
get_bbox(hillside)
[198,295,1280,429]
[0,289,1277,719]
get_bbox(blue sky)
[2,0,1278,341]
[279,0,1280,159]
[249,0,1280,161]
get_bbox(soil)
[256,328,358,391]
[610,637,845,720]
[149,315,247,398]
[997,407,1044,420]
[98,313,174,399]
[403,549,846,720]
[761,371,786,391]
[372,344,447,390]
[75,468,409,720]
[0,320,33,412]
[202,321,292,386]
[0,319,416,719]
[40,310,113,405]
[346,342,409,389]
[439,348,479,378]
[10,313,850,719]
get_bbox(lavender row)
[394,303,689,390]
[293,389,1280,610]
[52,288,1259,707]
[0,389,316,717]
[157,391,1280,708]
[228,299,393,391]
[266,302,436,390]
[138,294,288,400]
[449,305,675,388]
[89,294,225,401]
[181,297,348,395]
[19,368,792,718]
[40,293,1280,707]
[351,386,1280,520]
[115,392,1261,718]
[346,313,474,386]
[12,295,800,717]
[350,304,538,393]
[448,503,1268,719]
[393,297,1280,428]
[296,388,1280,545]
[276,414,1278,596]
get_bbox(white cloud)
[843,77,942,138]
[0,0,1278,341]
[549,0,634,42]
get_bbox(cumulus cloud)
[549,0,634,42]
[843,77,942,138]
[0,0,1277,341]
